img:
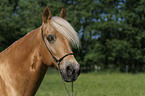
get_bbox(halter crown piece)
[41,26,74,96]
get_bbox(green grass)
[36,71,145,96]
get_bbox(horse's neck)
[0,27,48,96]
[1,27,41,58]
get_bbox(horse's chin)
[62,75,78,82]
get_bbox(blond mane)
[50,16,80,48]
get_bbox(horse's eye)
[47,34,54,42]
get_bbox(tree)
[0,0,64,52]
[1,0,145,72]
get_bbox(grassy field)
[36,70,145,96]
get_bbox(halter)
[41,26,74,96]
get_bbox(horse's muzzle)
[61,64,80,82]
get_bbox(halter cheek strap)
[41,26,73,64]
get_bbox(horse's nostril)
[66,66,75,77]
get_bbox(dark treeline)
[0,0,145,73]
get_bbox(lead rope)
[72,81,73,96]
[57,62,73,96]
[41,26,73,96]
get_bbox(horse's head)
[40,6,80,82]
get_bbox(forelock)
[49,16,80,48]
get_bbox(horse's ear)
[59,7,66,19]
[42,6,51,23]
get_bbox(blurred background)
[0,0,145,73]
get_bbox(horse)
[0,6,80,96]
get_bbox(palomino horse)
[0,6,80,96]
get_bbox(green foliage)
[0,0,145,72]
[79,0,145,72]
[0,0,64,51]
